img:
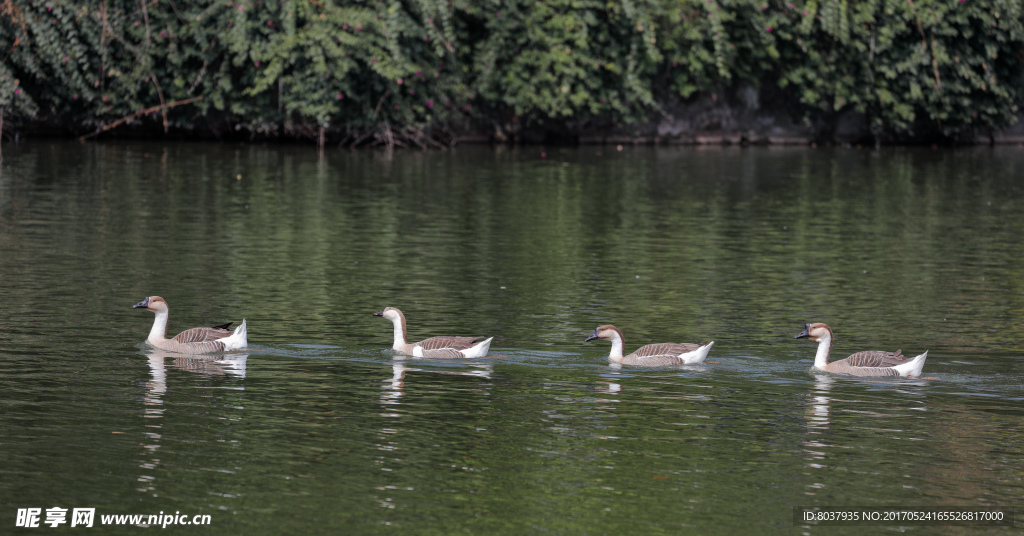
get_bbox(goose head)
[585,325,626,360]
[374,307,408,347]
[794,322,832,341]
[795,322,834,368]
[133,296,168,313]
[373,307,404,323]
[584,325,622,343]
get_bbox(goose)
[373,307,492,358]
[133,296,247,355]
[584,325,714,366]
[794,323,927,377]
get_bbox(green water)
[1,142,1022,534]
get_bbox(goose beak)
[794,323,811,339]
[584,328,599,343]
[373,310,385,317]
[133,297,151,309]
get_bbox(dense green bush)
[767,0,1024,140]
[1,0,1022,144]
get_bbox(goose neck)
[607,330,625,362]
[390,314,407,350]
[148,309,169,344]
[813,331,833,369]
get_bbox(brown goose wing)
[419,348,470,359]
[843,350,908,368]
[631,342,701,358]
[415,335,483,351]
[620,343,703,366]
[171,340,228,354]
[826,359,901,377]
[172,325,234,344]
[622,353,685,366]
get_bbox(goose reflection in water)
[137,355,165,496]
[596,380,622,395]
[138,350,248,496]
[803,373,834,493]
[380,362,494,412]
[144,349,249,379]
[375,361,494,515]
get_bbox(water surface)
[1,142,1022,533]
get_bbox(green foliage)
[468,0,662,121]
[656,0,778,98]
[1,0,1023,141]
[767,0,1024,138]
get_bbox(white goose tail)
[221,319,248,351]
[680,341,714,364]
[894,350,927,377]
[460,337,493,358]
